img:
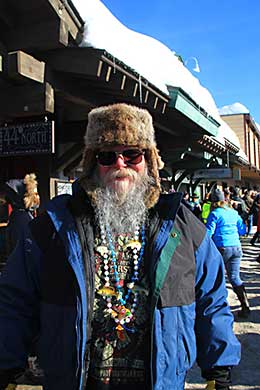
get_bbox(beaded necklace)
[95,213,146,336]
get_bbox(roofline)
[65,0,85,30]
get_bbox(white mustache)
[105,169,138,181]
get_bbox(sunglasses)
[96,149,145,166]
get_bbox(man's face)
[96,145,147,196]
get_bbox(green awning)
[168,87,219,136]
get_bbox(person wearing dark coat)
[3,174,40,256]
[0,104,240,390]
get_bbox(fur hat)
[79,103,164,209]
[211,188,225,203]
[23,173,40,210]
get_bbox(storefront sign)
[0,121,55,156]
[193,168,232,179]
[49,178,73,199]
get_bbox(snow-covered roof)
[218,102,250,116]
[219,102,260,136]
[72,0,242,152]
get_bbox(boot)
[250,233,257,245]
[233,284,250,318]
[250,231,259,245]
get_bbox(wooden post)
[8,51,45,83]
[0,82,55,118]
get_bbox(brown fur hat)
[79,103,164,209]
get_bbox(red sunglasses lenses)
[96,150,144,166]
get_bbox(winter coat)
[0,187,240,390]
[6,209,34,256]
[206,206,246,247]
[3,179,35,256]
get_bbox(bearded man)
[0,103,240,390]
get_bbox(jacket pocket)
[177,304,196,375]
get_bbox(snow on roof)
[72,0,242,151]
[218,102,250,116]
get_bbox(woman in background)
[206,188,249,318]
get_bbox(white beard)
[94,172,151,235]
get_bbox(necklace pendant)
[123,240,142,251]
[96,245,109,256]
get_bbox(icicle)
[138,75,142,103]
[113,56,116,74]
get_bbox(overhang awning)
[167,86,220,137]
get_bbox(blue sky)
[101,0,260,123]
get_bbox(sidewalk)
[186,235,260,390]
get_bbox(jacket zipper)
[75,216,95,389]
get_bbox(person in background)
[243,189,256,236]
[230,187,248,222]
[181,190,193,211]
[206,188,250,319]
[249,191,260,230]
[0,104,240,390]
[1,174,42,386]
[2,173,40,256]
[190,192,202,218]
[223,188,233,208]
[250,196,260,246]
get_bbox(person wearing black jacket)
[2,174,40,256]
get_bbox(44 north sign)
[0,121,55,156]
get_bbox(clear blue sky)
[101,0,260,124]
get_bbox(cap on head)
[211,188,225,203]
[80,103,164,208]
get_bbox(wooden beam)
[54,143,84,171]
[0,82,54,118]
[5,19,69,51]
[47,0,81,40]
[41,47,101,77]
[8,51,45,83]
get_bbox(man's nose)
[114,154,127,168]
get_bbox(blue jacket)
[206,206,246,247]
[0,190,240,390]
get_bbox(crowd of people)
[183,186,260,235]
[0,103,258,390]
